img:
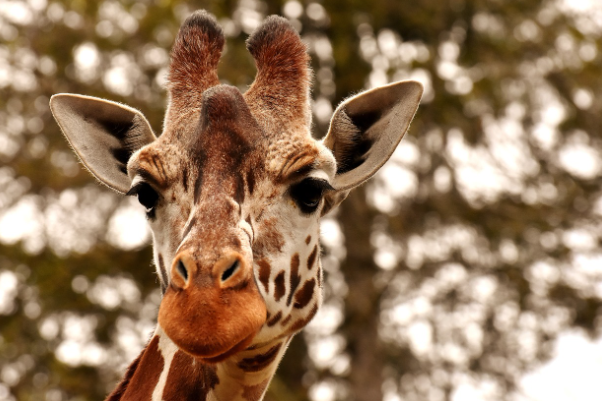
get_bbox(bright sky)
[519,330,602,401]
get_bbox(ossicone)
[166,10,225,119]
[244,15,312,134]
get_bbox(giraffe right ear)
[50,94,156,194]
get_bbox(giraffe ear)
[50,94,156,194]
[321,80,423,214]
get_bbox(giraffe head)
[50,11,422,362]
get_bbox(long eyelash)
[305,178,334,192]
[126,182,144,197]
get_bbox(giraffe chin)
[157,282,267,362]
[202,332,257,364]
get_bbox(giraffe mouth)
[201,332,257,363]
[157,279,267,361]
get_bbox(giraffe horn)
[166,10,224,123]
[244,16,312,133]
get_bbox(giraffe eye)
[290,178,333,214]
[127,182,159,217]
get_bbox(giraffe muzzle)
[158,250,267,360]
[170,251,246,290]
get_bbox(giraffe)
[49,10,423,401]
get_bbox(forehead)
[128,85,333,187]
[130,120,327,189]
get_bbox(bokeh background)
[2,0,602,400]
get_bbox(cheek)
[252,209,321,297]
[277,199,320,232]
[148,204,188,287]
[151,227,177,293]
[158,201,192,248]
[252,215,286,260]
[251,201,318,258]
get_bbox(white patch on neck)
[213,340,289,400]
[151,327,179,401]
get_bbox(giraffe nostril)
[177,259,188,282]
[221,260,239,282]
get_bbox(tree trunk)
[338,187,384,401]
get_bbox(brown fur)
[166,10,223,128]
[162,351,220,401]
[115,336,164,401]
[257,259,272,292]
[242,379,270,401]
[294,279,316,309]
[288,304,319,334]
[276,150,319,183]
[266,311,282,327]
[274,271,286,301]
[104,342,146,401]
[157,254,169,294]
[307,245,318,270]
[246,169,256,195]
[281,315,292,327]
[181,166,189,192]
[132,150,168,189]
[286,254,301,306]
[244,15,311,134]
[237,343,282,372]
[253,217,285,258]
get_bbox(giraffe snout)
[159,249,266,360]
[212,253,246,288]
[170,250,250,290]
[169,251,197,289]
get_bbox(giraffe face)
[125,85,335,358]
[50,10,422,364]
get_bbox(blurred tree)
[1,1,602,401]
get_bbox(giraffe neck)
[106,326,289,401]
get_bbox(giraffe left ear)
[321,80,423,214]
[50,94,156,194]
